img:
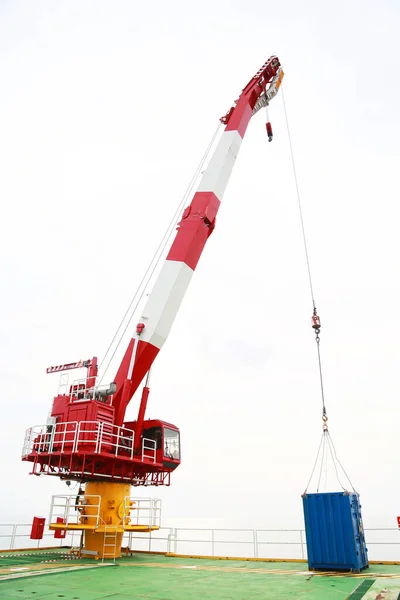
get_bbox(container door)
[350,495,368,569]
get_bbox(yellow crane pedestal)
[49,482,160,560]
[82,481,130,559]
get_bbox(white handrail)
[142,438,156,463]
[22,421,140,460]
[49,494,101,527]
[0,524,399,561]
[123,497,162,529]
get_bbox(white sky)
[0,0,399,532]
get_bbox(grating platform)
[0,549,400,599]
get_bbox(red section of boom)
[166,192,220,270]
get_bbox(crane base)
[82,481,130,558]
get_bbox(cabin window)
[164,427,180,460]
[143,426,162,450]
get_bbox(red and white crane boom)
[112,56,284,427]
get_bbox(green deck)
[0,550,400,599]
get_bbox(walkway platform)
[49,523,160,532]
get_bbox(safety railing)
[132,527,400,562]
[22,425,40,456]
[21,421,157,462]
[58,373,69,395]
[123,497,162,528]
[142,438,156,463]
[52,421,79,453]
[0,524,399,561]
[22,423,78,456]
[22,422,77,457]
[74,421,136,458]
[49,494,101,528]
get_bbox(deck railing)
[22,421,156,464]
[123,497,162,528]
[0,523,399,561]
[49,495,101,528]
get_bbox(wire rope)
[316,433,327,493]
[303,431,324,495]
[326,432,346,491]
[98,122,222,384]
[323,431,329,490]
[282,84,357,495]
[281,84,327,419]
[327,431,356,492]
[281,85,316,311]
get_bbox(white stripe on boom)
[139,260,194,350]
[136,129,244,354]
[197,130,243,199]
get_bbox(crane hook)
[311,307,321,341]
[266,121,273,142]
[322,412,328,431]
[265,104,273,142]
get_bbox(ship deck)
[1,549,400,599]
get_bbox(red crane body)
[22,56,284,487]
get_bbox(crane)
[22,56,284,559]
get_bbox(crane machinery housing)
[22,55,284,559]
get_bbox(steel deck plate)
[0,550,400,599]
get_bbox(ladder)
[102,525,118,562]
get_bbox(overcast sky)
[1,0,399,534]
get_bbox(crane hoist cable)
[98,122,222,385]
[281,84,327,425]
[281,84,356,494]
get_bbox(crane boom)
[112,56,283,426]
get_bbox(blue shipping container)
[302,491,368,572]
